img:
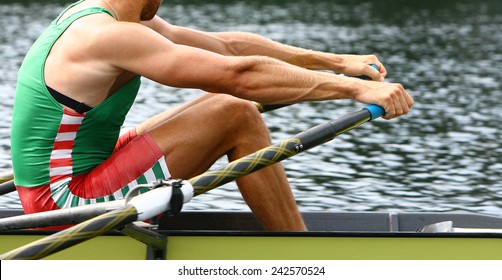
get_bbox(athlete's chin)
[141,0,163,21]
[140,13,156,21]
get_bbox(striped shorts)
[16,128,171,215]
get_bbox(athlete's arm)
[98,22,412,119]
[142,16,386,81]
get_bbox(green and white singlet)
[11,1,170,214]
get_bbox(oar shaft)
[0,180,15,196]
[253,102,290,113]
[189,105,382,196]
[0,170,15,195]
[0,170,13,184]
[294,109,370,150]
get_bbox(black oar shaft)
[189,138,300,195]
[0,205,138,260]
[294,109,371,150]
[0,170,15,195]
[0,180,15,196]
[190,108,373,196]
[0,170,13,183]
[253,102,290,113]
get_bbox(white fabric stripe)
[50,166,72,177]
[60,193,74,208]
[51,188,64,203]
[50,149,72,159]
[128,180,138,188]
[50,178,71,204]
[143,169,157,184]
[112,189,124,200]
[119,127,134,136]
[61,114,85,125]
[158,158,171,179]
[55,132,77,142]
[77,197,87,207]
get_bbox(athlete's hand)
[337,54,387,82]
[353,80,414,120]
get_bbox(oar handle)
[359,64,386,120]
[354,63,380,80]
[365,104,385,120]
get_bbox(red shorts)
[16,129,171,216]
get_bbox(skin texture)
[42,0,414,231]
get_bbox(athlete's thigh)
[136,93,219,135]
[141,93,256,179]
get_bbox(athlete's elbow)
[227,57,266,99]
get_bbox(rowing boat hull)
[1,211,501,260]
[1,231,501,260]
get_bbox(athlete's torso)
[12,1,141,187]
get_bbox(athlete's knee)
[215,96,273,148]
[214,95,263,125]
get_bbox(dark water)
[1,0,501,216]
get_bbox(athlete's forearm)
[143,17,345,72]
[211,32,344,70]
[215,33,388,82]
[229,56,358,104]
[228,55,412,119]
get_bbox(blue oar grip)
[365,104,385,120]
[356,64,379,80]
[360,64,385,119]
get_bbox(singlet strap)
[54,0,115,25]
[47,86,93,114]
